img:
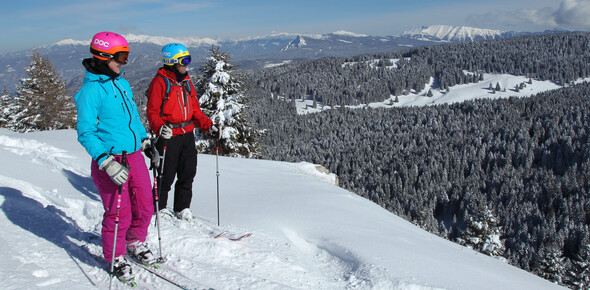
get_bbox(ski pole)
[152,138,166,263]
[109,151,127,290]
[216,126,221,226]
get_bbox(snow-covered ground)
[0,129,564,289]
[296,73,565,114]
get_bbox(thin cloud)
[118,25,144,35]
[554,0,590,27]
[466,0,590,31]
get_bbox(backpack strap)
[183,80,192,96]
[156,73,170,117]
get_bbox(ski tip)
[212,230,228,239]
[227,233,253,241]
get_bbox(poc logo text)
[94,39,110,47]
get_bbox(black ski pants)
[156,131,197,213]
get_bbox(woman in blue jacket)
[75,31,156,283]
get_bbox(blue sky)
[1,0,588,54]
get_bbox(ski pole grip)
[121,151,127,167]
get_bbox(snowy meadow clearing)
[295,73,563,114]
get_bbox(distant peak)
[331,30,368,37]
[55,38,89,46]
[402,25,506,42]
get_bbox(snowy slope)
[0,129,564,289]
[296,73,564,115]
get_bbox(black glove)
[208,125,220,139]
[143,141,160,170]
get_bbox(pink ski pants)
[91,151,154,262]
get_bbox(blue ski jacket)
[75,69,148,166]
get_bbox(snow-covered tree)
[535,243,567,285]
[458,204,505,258]
[0,89,16,128]
[13,49,76,132]
[195,46,262,158]
[568,243,590,289]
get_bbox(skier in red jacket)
[146,43,217,221]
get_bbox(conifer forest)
[245,32,590,287]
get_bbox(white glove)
[159,125,173,139]
[99,156,129,186]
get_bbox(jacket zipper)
[174,80,190,121]
[112,79,138,152]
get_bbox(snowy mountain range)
[0,25,553,94]
[402,25,511,42]
[0,129,563,289]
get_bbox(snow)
[296,73,566,115]
[331,31,369,38]
[263,60,293,68]
[402,25,505,42]
[0,129,564,289]
[53,34,218,48]
[52,32,329,49]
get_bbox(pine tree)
[535,243,567,285]
[458,204,505,258]
[13,49,76,132]
[0,89,15,128]
[568,243,590,289]
[195,46,263,158]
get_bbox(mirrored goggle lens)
[114,52,129,64]
[179,55,191,65]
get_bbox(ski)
[213,230,252,241]
[128,259,213,290]
[118,279,138,288]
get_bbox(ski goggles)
[112,51,129,64]
[90,47,129,64]
[178,55,191,66]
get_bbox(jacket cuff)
[96,153,110,166]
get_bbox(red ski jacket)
[146,67,213,137]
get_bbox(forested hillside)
[251,33,590,108]
[244,32,590,287]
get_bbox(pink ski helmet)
[90,32,130,64]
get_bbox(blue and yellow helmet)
[161,43,191,66]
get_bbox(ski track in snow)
[0,134,83,175]
[0,131,396,290]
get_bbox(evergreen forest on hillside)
[245,32,590,287]
[252,33,590,108]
